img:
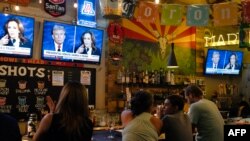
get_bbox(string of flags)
[100,0,250,27]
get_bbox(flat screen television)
[0,13,34,58]
[205,49,244,75]
[41,20,104,64]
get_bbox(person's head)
[130,90,153,116]
[184,85,203,104]
[163,95,184,115]
[4,18,25,40]
[81,31,96,50]
[55,81,89,118]
[212,51,220,64]
[52,25,66,45]
[229,53,238,65]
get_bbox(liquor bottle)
[116,69,122,84]
[125,69,130,84]
[166,70,171,84]
[151,70,155,85]
[190,75,196,84]
[132,71,137,84]
[144,70,149,84]
[170,70,175,85]
[139,71,145,84]
[27,113,37,138]
[155,70,160,84]
[159,68,164,84]
[121,66,125,84]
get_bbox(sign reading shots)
[77,0,96,28]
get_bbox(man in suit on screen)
[50,25,72,52]
[207,51,222,70]
[43,25,73,53]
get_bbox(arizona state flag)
[161,4,183,25]
[213,2,238,26]
[242,1,250,23]
[136,2,159,23]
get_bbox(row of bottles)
[116,67,177,85]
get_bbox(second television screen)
[41,20,104,64]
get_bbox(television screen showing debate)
[41,20,104,65]
[205,49,244,75]
[0,12,34,58]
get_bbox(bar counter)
[22,126,123,141]
[22,126,166,141]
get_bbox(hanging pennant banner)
[239,23,250,48]
[137,2,159,23]
[77,0,96,28]
[161,4,183,25]
[242,1,250,24]
[122,0,136,18]
[187,5,209,26]
[213,2,238,26]
[44,0,66,17]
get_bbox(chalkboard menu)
[0,61,96,120]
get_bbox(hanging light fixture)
[167,42,179,68]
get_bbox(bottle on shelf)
[166,69,171,84]
[121,66,125,84]
[159,68,165,84]
[138,71,144,84]
[125,69,130,84]
[190,75,196,84]
[151,69,156,85]
[144,70,149,85]
[116,68,122,84]
[155,70,160,85]
[132,71,137,84]
[27,113,38,138]
[170,70,175,85]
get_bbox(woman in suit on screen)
[75,31,101,56]
[0,18,31,48]
[224,53,240,70]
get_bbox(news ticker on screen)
[224,125,250,141]
[44,50,100,62]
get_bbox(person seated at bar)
[160,94,193,141]
[0,97,22,141]
[33,81,93,141]
[121,90,163,141]
[185,85,224,141]
[238,101,250,118]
